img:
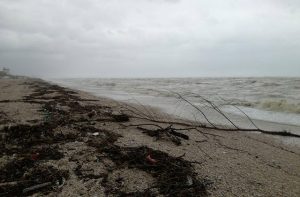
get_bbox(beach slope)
[0,78,299,196]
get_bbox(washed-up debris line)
[0,80,210,196]
[88,128,209,196]
[136,124,189,146]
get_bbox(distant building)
[3,67,10,74]
[0,67,10,77]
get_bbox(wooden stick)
[23,182,52,194]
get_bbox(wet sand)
[0,78,300,196]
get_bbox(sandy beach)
[0,77,300,196]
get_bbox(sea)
[49,77,300,145]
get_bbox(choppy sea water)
[49,77,300,144]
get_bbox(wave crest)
[258,100,300,114]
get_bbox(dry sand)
[0,78,299,196]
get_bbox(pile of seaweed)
[0,160,68,196]
[0,81,95,195]
[87,126,209,196]
[0,80,210,196]
[0,123,67,196]
[105,146,208,196]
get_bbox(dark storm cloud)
[0,0,299,77]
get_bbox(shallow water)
[49,77,300,139]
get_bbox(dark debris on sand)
[0,80,210,196]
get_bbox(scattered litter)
[146,154,158,164]
[92,132,99,136]
[31,153,40,161]
[56,177,66,189]
[187,175,193,186]
[1,80,210,196]
[97,145,208,196]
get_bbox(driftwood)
[22,182,52,194]
[122,92,300,139]
[130,116,300,138]
[133,123,189,145]
[0,181,30,187]
[119,92,300,163]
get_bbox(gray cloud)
[0,0,299,77]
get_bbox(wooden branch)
[23,182,52,194]
[171,92,218,129]
[192,93,239,129]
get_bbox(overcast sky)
[0,0,299,78]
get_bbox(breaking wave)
[51,77,300,126]
[257,100,300,114]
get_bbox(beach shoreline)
[50,77,300,133]
[50,78,300,148]
[1,77,300,196]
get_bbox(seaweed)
[0,162,68,196]
[86,126,209,196]
[0,80,211,196]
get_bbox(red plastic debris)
[31,153,40,161]
[146,154,158,164]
